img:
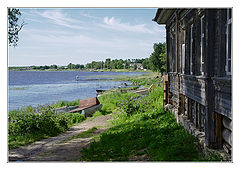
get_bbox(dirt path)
[8,115,112,161]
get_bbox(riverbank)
[8,73,157,149]
[8,73,227,161]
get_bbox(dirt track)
[8,115,112,161]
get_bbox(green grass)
[70,127,98,140]
[79,86,224,161]
[51,99,80,108]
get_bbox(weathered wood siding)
[169,72,179,105]
[180,75,206,106]
[169,72,178,95]
[213,78,232,118]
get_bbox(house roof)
[152,8,176,24]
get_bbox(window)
[190,24,193,75]
[182,44,185,74]
[170,26,176,72]
[200,15,205,75]
[225,9,232,75]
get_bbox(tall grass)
[51,99,80,108]
[97,91,139,115]
[8,106,85,149]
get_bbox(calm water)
[8,71,147,111]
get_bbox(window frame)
[200,15,205,75]
[182,44,185,74]
[225,9,232,75]
[190,24,194,75]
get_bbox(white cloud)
[101,16,157,34]
[79,11,100,20]
[36,10,84,29]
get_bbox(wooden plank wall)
[213,78,232,118]
[180,75,206,106]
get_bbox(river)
[8,71,147,111]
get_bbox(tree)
[67,63,73,69]
[50,64,57,69]
[142,58,150,70]
[149,42,166,74]
[105,58,111,69]
[134,63,137,70]
[8,8,25,47]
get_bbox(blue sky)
[8,8,166,66]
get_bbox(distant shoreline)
[8,68,151,73]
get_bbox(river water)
[8,71,147,111]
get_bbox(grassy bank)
[8,72,149,149]
[8,106,85,149]
[79,86,224,161]
[8,72,225,161]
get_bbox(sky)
[8,8,166,66]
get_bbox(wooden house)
[153,9,232,153]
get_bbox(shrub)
[8,106,85,149]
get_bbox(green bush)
[8,106,85,149]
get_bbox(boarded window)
[225,9,232,75]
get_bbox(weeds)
[80,86,224,161]
[80,87,200,161]
[8,106,85,149]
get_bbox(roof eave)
[153,9,176,24]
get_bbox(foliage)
[97,91,139,115]
[142,58,151,69]
[80,87,201,161]
[119,72,162,87]
[8,8,24,47]
[86,58,150,71]
[51,99,80,108]
[67,63,84,69]
[149,42,166,74]
[92,111,103,118]
[8,106,85,149]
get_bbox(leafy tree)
[149,43,166,74]
[50,65,57,69]
[142,58,150,70]
[75,64,84,69]
[124,59,130,69]
[67,63,74,69]
[105,58,111,69]
[8,8,25,47]
[134,63,137,70]
[86,63,92,69]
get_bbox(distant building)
[130,63,143,70]
[153,9,232,154]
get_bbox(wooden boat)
[54,97,102,117]
[54,105,78,113]
[96,89,106,93]
[68,97,102,117]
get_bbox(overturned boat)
[55,97,102,117]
